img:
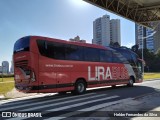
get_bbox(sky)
[0,0,135,68]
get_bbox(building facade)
[93,14,121,46]
[2,61,9,74]
[135,24,146,49]
[10,60,14,74]
[110,19,121,45]
[146,28,154,51]
[93,14,110,46]
[135,23,160,53]
[153,24,160,53]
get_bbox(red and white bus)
[13,36,143,94]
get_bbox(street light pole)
[142,36,144,77]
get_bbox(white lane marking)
[45,98,132,120]
[46,95,118,111]
[0,93,95,111]
[6,94,115,120]
[21,94,109,111]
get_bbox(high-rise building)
[153,24,160,53]
[135,23,160,53]
[10,60,14,74]
[135,24,146,49]
[146,28,154,51]
[110,19,121,45]
[2,61,9,74]
[93,14,110,46]
[93,14,121,46]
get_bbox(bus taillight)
[19,68,36,82]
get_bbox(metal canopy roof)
[84,0,160,28]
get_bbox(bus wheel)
[112,85,116,88]
[127,77,134,87]
[74,80,86,95]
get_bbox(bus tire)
[127,77,134,87]
[74,80,86,95]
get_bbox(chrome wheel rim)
[78,83,84,93]
[129,79,133,85]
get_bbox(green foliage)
[156,49,160,58]
[131,44,139,53]
[0,74,14,78]
[134,48,160,72]
[109,42,120,47]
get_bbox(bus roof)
[24,35,109,50]
[110,46,138,56]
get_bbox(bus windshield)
[14,36,30,53]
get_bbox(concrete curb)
[144,78,160,82]
[0,95,5,100]
[0,93,56,104]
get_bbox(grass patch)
[0,77,15,95]
[0,82,14,95]
[0,77,14,82]
[144,73,160,80]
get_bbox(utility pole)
[142,37,144,77]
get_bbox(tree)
[131,44,139,53]
[113,42,120,47]
[156,48,160,58]
[109,42,120,47]
[109,41,114,46]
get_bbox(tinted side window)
[48,41,65,60]
[37,40,65,60]
[112,51,121,63]
[131,53,138,63]
[113,51,123,63]
[100,50,112,62]
[121,50,132,62]
[84,48,99,62]
[65,45,83,61]
[112,51,128,63]
[37,40,46,56]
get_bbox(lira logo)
[88,66,128,81]
[88,66,112,81]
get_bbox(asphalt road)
[0,80,160,120]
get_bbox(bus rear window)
[14,36,30,53]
